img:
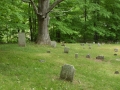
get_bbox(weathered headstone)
[93,42,95,44]
[86,54,90,58]
[114,71,119,74]
[60,64,75,82]
[75,53,78,59]
[96,55,104,60]
[18,32,26,47]
[47,50,50,53]
[114,48,118,52]
[51,41,56,47]
[98,43,101,46]
[64,47,69,53]
[61,41,65,46]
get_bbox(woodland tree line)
[0,0,120,44]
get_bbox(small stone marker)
[96,55,104,60]
[47,50,50,53]
[114,48,118,52]
[75,53,78,59]
[114,71,119,74]
[18,32,26,47]
[98,43,101,46]
[61,41,65,46]
[51,41,56,47]
[86,54,90,58]
[64,47,69,53]
[60,64,75,82]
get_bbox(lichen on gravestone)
[60,64,75,82]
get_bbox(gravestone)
[96,55,104,60]
[51,41,56,47]
[75,53,78,59]
[114,48,118,52]
[64,47,69,53]
[98,43,101,46]
[86,54,90,58]
[47,50,50,53]
[61,41,65,46]
[18,32,26,47]
[114,71,119,74]
[60,64,75,82]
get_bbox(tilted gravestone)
[18,32,26,47]
[51,41,56,47]
[60,64,75,82]
[75,53,78,59]
[96,55,104,60]
[64,47,69,53]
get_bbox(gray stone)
[114,48,118,52]
[75,53,78,59]
[64,47,69,53]
[96,55,104,60]
[18,32,26,47]
[60,64,75,82]
[86,54,90,58]
[61,41,65,46]
[51,41,56,47]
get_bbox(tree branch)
[47,0,64,14]
[29,0,39,15]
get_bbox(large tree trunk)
[37,15,51,44]
[29,0,64,44]
[36,0,51,44]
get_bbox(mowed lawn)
[0,43,120,90]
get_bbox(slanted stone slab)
[64,47,69,53]
[86,54,90,58]
[60,64,75,82]
[51,41,56,47]
[75,53,78,59]
[18,32,26,47]
[96,55,104,60]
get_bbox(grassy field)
[0,43,120,90]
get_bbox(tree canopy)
[0,0,120,43]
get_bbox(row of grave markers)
[18,33,119,82]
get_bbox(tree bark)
[29,0,64,45]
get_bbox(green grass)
[0,43,120,90]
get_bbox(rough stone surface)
[75,53,78,59]
[64,47,69,53]
[114,71,119,74]
[86,54,90,58]
[60,64,75,82]
[114,48,118,52]
[18,33,26,47]
[61,41,65,46]
[96,55,104,60]
[51,41,56,47]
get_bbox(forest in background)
[0,0,120,43]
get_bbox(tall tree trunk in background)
[29,0,64,45]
